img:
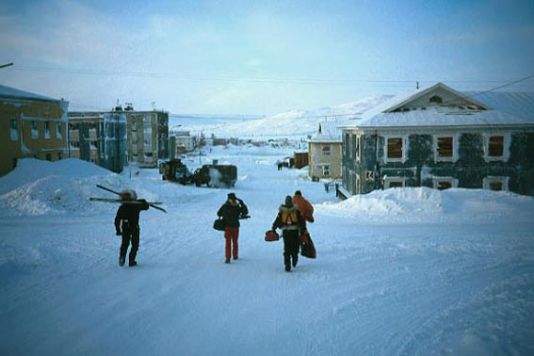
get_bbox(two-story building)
[340,82,534,197]
[0,85,68,176]
[308,121,343,180]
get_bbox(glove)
[116,230,121,236]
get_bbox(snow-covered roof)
[0,84,59,102]
[346,83,534,129]
[310,119,347,142]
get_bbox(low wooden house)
[339,82,534,197]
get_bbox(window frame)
[322,165,331,177]
[384,135,407,163]
[483,176,509,191]
[432,177,458,190]
[383,176,405,189]
[10,119,18,141]
[433,134,458,162]
[322,145,331,156]
[484,133,510,162]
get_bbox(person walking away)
[293,190,314,223]
[217,192,248,263]
[272,196,305,272]
[114,190,149,267]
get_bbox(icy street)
[1,145,534,356]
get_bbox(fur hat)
[227,192,237,200]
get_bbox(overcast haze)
[1,0,534,115]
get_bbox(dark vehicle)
[159,159,192,184]
[192,163,237,187]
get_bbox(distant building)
[173,130,195,152]
[68,111,127,173]
[293,151,309,169]
[308,121,343,180]
[0,85,69,176]
[125,109,169,167]
[340,82,534,197]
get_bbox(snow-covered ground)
[1,144,534,355]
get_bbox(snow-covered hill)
[170,95,393,139]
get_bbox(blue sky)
[1,0,533,115]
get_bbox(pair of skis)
[90,184,167,213]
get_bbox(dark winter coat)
[217,200,248,228]
[114,200,149,234]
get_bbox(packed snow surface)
[1,146,534,355]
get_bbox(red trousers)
[224,227,239,259]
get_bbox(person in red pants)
[217,192,248,263]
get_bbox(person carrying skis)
[114,190,149,267]
[217,192,248,264]
[272,195,306,272]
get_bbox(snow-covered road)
[1,145,534,355]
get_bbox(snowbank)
[0,158,112,194]
[0,159,123,216]
[317,187,534,223]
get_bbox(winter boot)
[129,261,137,267]
[285,265,291,272]
[225,257,231,264]
[119,256,125,266]
[233,256,238,260]
[292,255,298,267]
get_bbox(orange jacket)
[293,195,314,222]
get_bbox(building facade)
[0,85,68,176]
[68,112,127,173]
[125,110,169,168]
[340,83,534,197]
[308,121,343,180]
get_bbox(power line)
[9,65,534,87]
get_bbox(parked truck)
[192,162,237,187]
[159,159,237,188]
[159,159,192,184]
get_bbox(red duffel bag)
[265,230,280,242]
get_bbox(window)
[56,123,63,138]
[355,136,360,161]
[46,153,52,161]
[44,121,51,139]
[344,133,350,156]
[485,133,509,162]
[432,177,458,190]
[386,137,404,161]
[429,95,443,104]
[322,145,331,156]
[488,135,504,157]
[32,120,38,139]
[483,176,509,191]
[10,120,18,141]
[58,152,63,160]
[435,135,456,162]
[384,177,405,189]
[322,165,330,177]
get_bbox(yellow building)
[0,85,69,176]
